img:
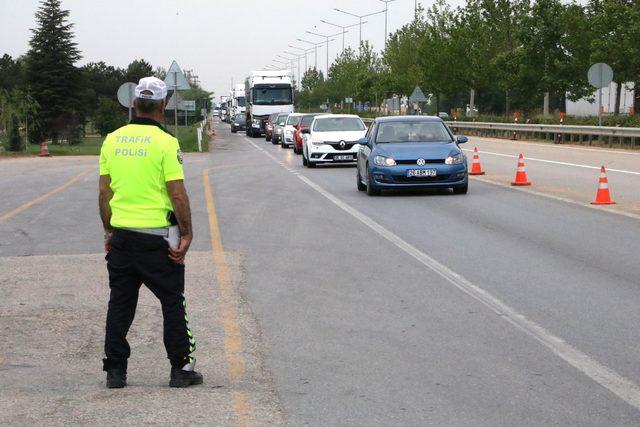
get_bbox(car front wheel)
[452,181,468,194]
[366,168,381,196]
[357,169,366,191]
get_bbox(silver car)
[272,113,289,145]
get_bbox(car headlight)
[374,155,396,166]
[275,128,282,134]
[285,130,293,137]
[252,118,260,124]
[445,154,463,165]
[311,139,324,146]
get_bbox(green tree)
[27,0,82,143]
[0,54,27,92]
[94,97,126,136]
[125,59,153,83]
[8,116,22,152]
[80,62,125,120]
[589,0,640,115]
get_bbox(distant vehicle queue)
[217,69,469,195]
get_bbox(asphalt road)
[1,121,639,426]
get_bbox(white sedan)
[301,114,367,168]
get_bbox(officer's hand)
[104,233,112,253]
[168,234,192,263]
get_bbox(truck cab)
[245,70,294,137]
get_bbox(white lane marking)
[245,136,640,411]
[469,176,640,221]
[462,149,640,176]
[470,136,640,156]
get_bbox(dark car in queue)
[230,114,247,133]
[356,116,469,196]
[293,113,320,155]
[271,113,289,145]
[264,113,280,142]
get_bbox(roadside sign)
[345,97,353,104]
[116,82,136,120]
[588,63,613,89]
[164,61,191,90]
[588,63,613,126]
[165,92,183,110]
[409,86,428,103]
[183,100,196,112]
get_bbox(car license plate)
[407,169,436,177]
[335,155,353,161]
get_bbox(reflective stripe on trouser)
[103,229,196,371]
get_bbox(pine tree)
[27,0,82,144]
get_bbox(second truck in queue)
[245,70,294,137]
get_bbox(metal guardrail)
[444,121,640,148]
[445,121,640,138]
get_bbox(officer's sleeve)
[99,138,110,175]
[163,138,185,182]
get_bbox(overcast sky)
[0,0,475,99]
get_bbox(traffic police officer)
[98,76,202,388]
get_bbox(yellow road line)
[0,166,92,224]
[203,168,251,426]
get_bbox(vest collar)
[129,117,173,136]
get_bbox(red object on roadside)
[469,147,485,175]
[591,166,616,205]
[511,153,531,186]
[39,141,52,157]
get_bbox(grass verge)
[0,123,209,157]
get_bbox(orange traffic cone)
[591,166,616,205]
[38,141,51,157]
[511,153,531,186]
[469,147,485,175]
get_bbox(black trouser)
[103,229,196,371]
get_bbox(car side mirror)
[456,135,468,144]
[358,137,369,145]
[301,128,310,134]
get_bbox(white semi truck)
[231,83,247,117]
[245,70,294,137]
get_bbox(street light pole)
[289,45,315,74]
[285,51,302,90]
[379,0,396,48]
[319,20,361,53]
[334,7,385,51]
[297,38,324,70]
[306,30,342,77]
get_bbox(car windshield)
[286,116,302,126]
[236,97,246,107]
[313,117,365,132]
[376,121,452,143]
[234,115,244,121]
[252,86,293,105]
[277,115,288,125]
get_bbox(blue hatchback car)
[356,116,469,196]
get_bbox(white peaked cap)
[135,77,168,100]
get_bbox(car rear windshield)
[376,121,452,143]
[313,117,365,132]
[300,115,316,127]
[286,115,302,126]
